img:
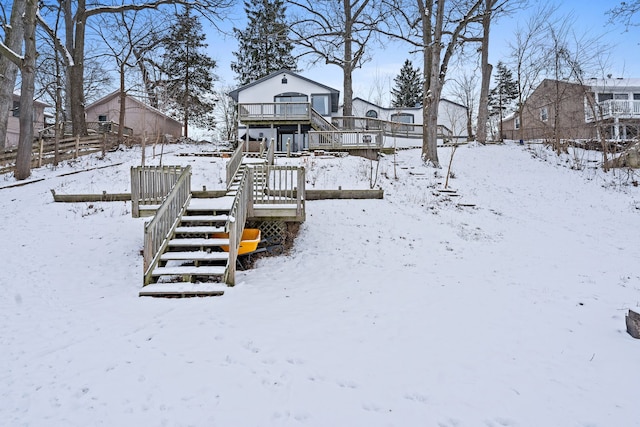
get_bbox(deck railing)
[586,100,640,122]
[238,102,311,121]
[142,166,192,285]
[225,166,251,286]
[308,130,383,150]
[131,165,186,217]
[331,116,455,141]
[250,165,305,218]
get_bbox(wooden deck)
[135,143,305,297]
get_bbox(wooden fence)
[131,165,187,218]
[142,166,192,286]
[0,134,115,174]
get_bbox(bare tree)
[475,0,521,144]
[92,10,158,143]
[0,0,25,152]
[53,0,232,137]
[607,1,640,28]
[7,0,37,180]
[418,0,484,167]
[214,84,238,143]
[288,0,393,117]
[508,3,557,143]
[449,69,480,141]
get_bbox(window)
[634,93,640,100]
[515,116,520,129]
[391,113,414,132]
[311,94,330,115]
[598,93,613,102]
[275,93,308,117]
[390,113,414,124]
[540,107,548,122]
[12,101,19,117]
[365,110,378,118]
[614,93,629,100]
[98,115,107,122]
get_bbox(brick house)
[502,78,640,142]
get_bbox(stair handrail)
[142,165,192,286]
[225,143,244,189]
[224,165,251,286]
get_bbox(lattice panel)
[247,220,286,245]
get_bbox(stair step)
[151,265,226,276]
[180,214,228,223]
[187,197,234,213]
[175,226,225,234]
[168,238,230,247]
[139,282,227,297]
[161,251,229,262]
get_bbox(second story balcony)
[585,99,640,122]
[238,102,311,124]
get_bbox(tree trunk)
[342,0,354,117]
[421,0,442,168]
[68,0,88,136]
[476,3,492,144]
[15,0,37,180]
[118,62,126,144]
[0,0,26,152]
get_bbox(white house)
[228,70,469,151]
[228,70,340,151]
[347,97,469,140]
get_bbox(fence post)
[286,138,291,158]
[102,133,107,158]
[38,135,44,167]
[74,135,80,159]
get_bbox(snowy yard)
[1,142,639,426]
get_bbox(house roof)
[351,96,468,111]
[585,78,640,92]
[228,70,339,99]
[12,93,51,108]
[86,90,182,126]
[228,70,341,112]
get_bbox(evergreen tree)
[489,61,518,141]
[161,7,217,138]
[231,0,297,86]
[391,59,423,108]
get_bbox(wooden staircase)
[139,198,234,297]
[140,149,269,298]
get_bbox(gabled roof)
[86,90,181,126]
[228,69,340,101]
[12,93,51,108]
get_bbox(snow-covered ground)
[1,141,639,426]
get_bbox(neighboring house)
[228,69,469,151]
[5,94,50,148]
[502,78,640,142]
[347,97,468,140]
[85,91,182,140]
